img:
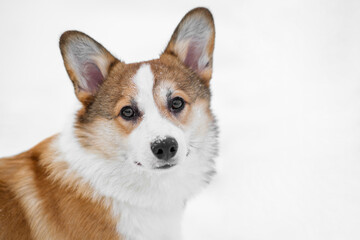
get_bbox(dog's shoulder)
[0,136,121,239]
[0,135,56,184]
[0,140,51,240]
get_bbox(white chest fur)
[113,201,183,240]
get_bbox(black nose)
[151,137,178,161]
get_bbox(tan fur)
[1,7,215,240]
[0,137,121,240]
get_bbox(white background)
[1,0,360,239]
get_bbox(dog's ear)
[163,7,215,85]
[60,31,118,104]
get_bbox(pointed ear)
[59,31,118,104]
[163,7,215,85]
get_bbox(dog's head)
[59,8,218,204]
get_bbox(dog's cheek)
[184,99,213,148]
[76,119,130,160]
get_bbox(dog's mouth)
[134,161,177,170]
[155,163,176,169]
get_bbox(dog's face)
[59,8,218,203]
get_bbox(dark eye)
[170,97,185,113]
[120,106,136,120]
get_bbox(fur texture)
[0,7,218,240]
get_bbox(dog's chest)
[113,201,183,240]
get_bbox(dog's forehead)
[107,61,190,100]
[106,55,210,97]
[106,61,171,96]
[130,61,178,93]
[131,64,158,111]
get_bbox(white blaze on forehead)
[132,64,156,114]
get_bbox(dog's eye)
[170,97,185,113]
[120,106,136,120]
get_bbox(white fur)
[56,64,218,240]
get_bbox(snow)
[1,0,360,239]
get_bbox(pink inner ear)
[183,40,204,72]
[184,41,206,72]
[81,62,104,94]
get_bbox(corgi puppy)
[0,7,218,240]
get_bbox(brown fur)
[0,7,215,240]
[0,137,121,240]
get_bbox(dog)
[0,7,218,240]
